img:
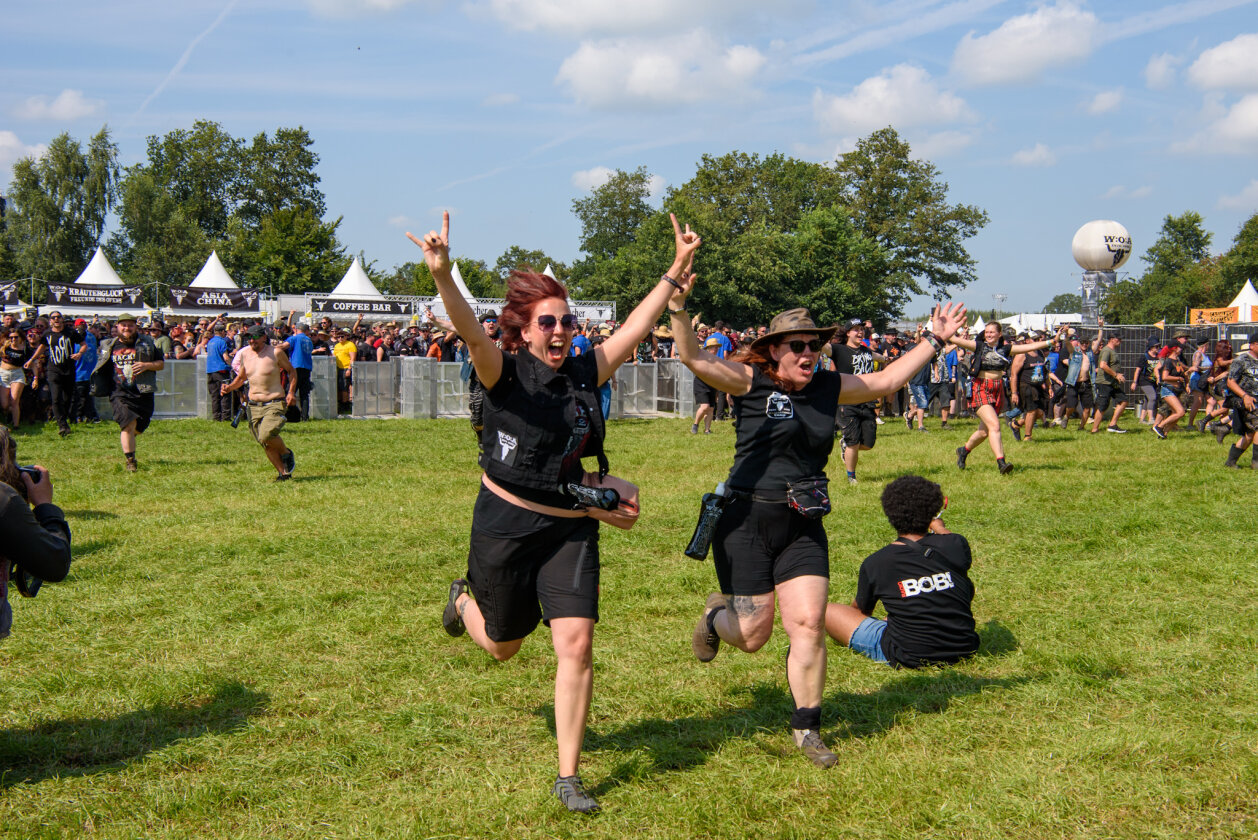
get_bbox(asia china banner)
[46,282,146,309]
[1189,307,1238,324]
[169,286,260,311]
[310,297,416,316]
[1,282,17,307]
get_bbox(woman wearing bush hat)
[667,295,966,768]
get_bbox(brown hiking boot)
[692,593,726,662]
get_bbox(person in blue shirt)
[569,322,591,357]
[200,323,233,421]
[71,320,100,423]
[280,322,315,421]
[711,321,734,419]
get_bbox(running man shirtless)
[221,324,298,480]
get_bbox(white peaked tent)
[76,246,125,287]
[542,264,556,279]
[1228,280,1258,322]
[999,313,1080,333]
[330,257,384,299]
[41,246,148,318]
[189,250,239,289]
[449,262,477,304]
[971,316,985,332]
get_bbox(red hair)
[729,344,791,389]
[498,271,569,352]
[1215,340,1233,362]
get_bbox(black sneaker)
[443,579,468,637]
[282,448,296,475]
[956,446,968,470]
[274,473,291,482]
[793,729,838,768]
[1106,426,1127,434]
[905,414,912,430]
[940,421,951,430]
[553,775,600,814]
[1153,425,1167,440]
[1008,418,1022,441]
[998,460,1014,475]
[58,423,70,438]
[692,593,725,662]
[1213,423,1230,444]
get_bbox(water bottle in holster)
[685,482,728,560]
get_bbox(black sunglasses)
[783,338,825,354]
[536,314,578,331]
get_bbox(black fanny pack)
[786,476,831,519]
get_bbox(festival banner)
[1,282,17,307]
[1189,306,1238,324]
[169,286,260,311]
[45,282,146,309]
[310,297,416,316]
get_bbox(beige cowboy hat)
[750,308,837,352]
[653,324,673,339]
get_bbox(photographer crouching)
[1,428,71,639]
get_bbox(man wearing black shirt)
[34,311,82,438]
[825,475,979,668]
[833,322,883,484]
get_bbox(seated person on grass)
[825,475,979,668]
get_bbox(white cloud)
[13,89,104,121]
[482,0,761,37]
[1187,33,1258,90]
[1172,93,1258,154]
[0,131,49,187]
[911,129,979,159]
[556,30,766,108]
[571,166,614,191]
[813,64,973,136]
[1144,52,1180,89]
[570,166,667,197]
[951,2,1098,86]
[481,92,519,107]
[387,214,419,228]
[1218,179,1258,210]
[1085,88,1123,115]
[1011,143,1056,167]
[1100,185,1153,200]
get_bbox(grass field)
[1,413,1255,839]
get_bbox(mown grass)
[1,414,1255,839]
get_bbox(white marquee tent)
[330,257,384,299]
[163,251,260,319]
[1228,280,1258,322]
[39,246,150,319]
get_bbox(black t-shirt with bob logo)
[855,532,979,668]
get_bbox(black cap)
[245,324,268,339]
[479,310,498,323]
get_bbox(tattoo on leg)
[730,595,763,619]
[457,596,469,619]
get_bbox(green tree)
[1220,211,1258,292]
[236,127,325,227]
[494,246,569,284]
[571,166,656,263]
[833,127,988,298]
[3,127,120,286]
[109,171,210,291]
[218,209,349,295]
[1042,293,1082,313]
[140,120,243,242]
[1103,212,1227,323]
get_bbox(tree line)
[1,124,990,324]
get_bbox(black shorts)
[930,382,952,406]
[1017,382,1045,413]
[693,376,716,406]
[837,403,877,449]
[110,392,154,433]
[712,496,829,596]
[1065,383,1094,411]
[466,487,600,642]
[1094,383,1127,413]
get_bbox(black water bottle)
[684,482,728,560]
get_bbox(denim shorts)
[1159,386,1181,400]
[910,384,930,409]
[848,616,890,665]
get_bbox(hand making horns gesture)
[406,211,451,276]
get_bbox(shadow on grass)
[0,682,268,788]
[976,619,1019,657]
[61,510,118,521]
[67,538,115,560]
[563,669,1034,791]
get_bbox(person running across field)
[1091,332,1128,434]
[220,324,298,481]
[833,320,885,484]
[91,314,165,473]
[824,475,979,668]
[1224,333,1258,469]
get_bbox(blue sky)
[3,0,1257,316]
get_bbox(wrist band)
[661,274,683,292]
[668,306,688,315]
[924,334,942,352]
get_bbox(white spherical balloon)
[1072,220,1132,270]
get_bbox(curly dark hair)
[880,475,943,535]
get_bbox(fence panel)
[615,363,658,417]
[351,359,400,418]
